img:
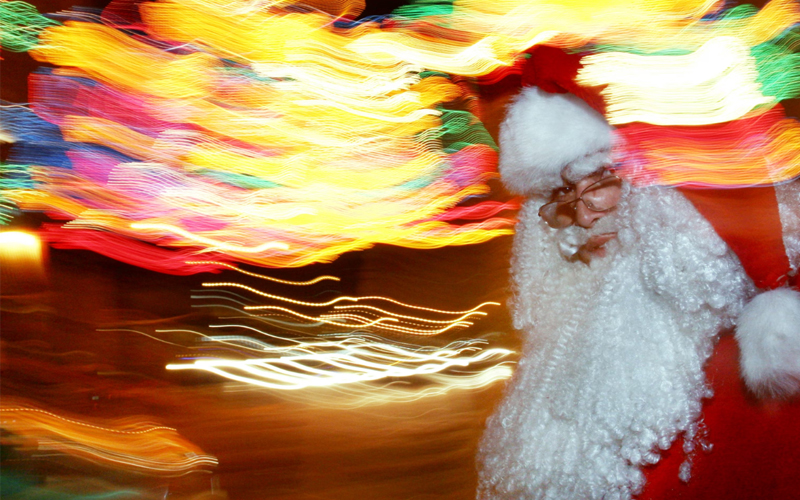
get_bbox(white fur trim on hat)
[735,287,800,398]
[498,86,614,196]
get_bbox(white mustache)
[553,208,622,261]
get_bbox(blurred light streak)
[433,199,522,221]
[752,29,800,102]
[9,0,799,264]
[331,304,486,324]
[239,307,401,328]
[130,223,289,253]
[95,269,517,404]
[165,333,514,390]
[210,281,500,314]
[0,399,218,476]
[217,364,514,407]
[185,261,339,284]
[41,227,230,276]
[580,0,800,54]
[615,106,800,187]
[0,1,59,53]
[578,36,773,126]
[195,279,498,336]
[7,2,513,271]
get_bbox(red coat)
[640,335,800,499]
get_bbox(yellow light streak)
[234,305,400,328]
[332,304,487,323]
[353,320,473,336]
[130,223,289,252]
[32,22,220,99]
[0,407,177,434]
[208,282,500,314]
[0,399,217,475]
[320,312,474,327]
[185,261,339,284]
[221,364,515,406]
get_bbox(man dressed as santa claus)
[477,47,800,500]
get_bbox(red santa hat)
[497,45,800,398]
[497,46,613,196]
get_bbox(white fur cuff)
[735,287,800,398]
[498,87,614,196]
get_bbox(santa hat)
[498,45,800,398]
[497,46,613,196]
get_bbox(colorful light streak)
[0,1,59,53]
[0,399,218,476]
[615,106,800,187]
[578,36,774,126]
[2,0,520,271]
[5,0,800,251]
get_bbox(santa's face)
[541,171,624,264]
[539,171,623,229]
[571,173,623,228]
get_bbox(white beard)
[478,187,753,500]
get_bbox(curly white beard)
[478,186,753,500]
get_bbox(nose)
[575,201,606,228]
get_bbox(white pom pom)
[735,287,800,398]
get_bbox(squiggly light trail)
[205,281,498,313]
[165,275,514,396]
[0,0,58,52]
[165,330,513,390]
[0,398,218,475]
[197,279,499,335]
[186,261,340,284]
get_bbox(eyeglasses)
[538,175,622,229]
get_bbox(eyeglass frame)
[537,174,623,229]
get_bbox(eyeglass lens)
[538,176,622,228]
[581,176,622,211]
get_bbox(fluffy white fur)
[478,187,752,500]
[498,87,614,196]
[736,180,800,398]
[736,288,800,398]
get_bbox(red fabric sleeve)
[679,186,791,290]
[639,335,800,499]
